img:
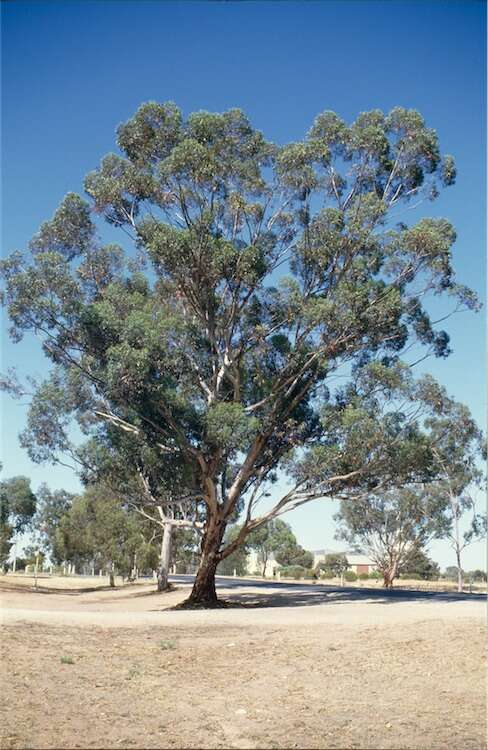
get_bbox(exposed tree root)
[172,597,231,610]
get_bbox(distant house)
[246,549,280,578]
[312,549,377,575]
[344,553,377,575]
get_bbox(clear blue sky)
[2,1,486,568]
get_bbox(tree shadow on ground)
[0,581,145,596]
[218,585,486,609]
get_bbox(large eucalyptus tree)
[1,103,478,605]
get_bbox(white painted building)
[246,549,281,578]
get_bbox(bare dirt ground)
[0,580,486,750]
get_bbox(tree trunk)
[157,523,173,592]
[382,558,398,588]
[130,551,138,582]
[34,550,39,589]
[456,548,463,593]
[185,517,226,607]
[382,572,393,588]
[108,561,115,588]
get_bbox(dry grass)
[0,573,137,591]
[0,580,485,749]
[1,617,485,749]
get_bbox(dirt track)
[1,581,486,749]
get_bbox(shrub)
[469,570,487,582]
[400,573,422,580]
[344,571,357,582]
[369,570,381,580]
[280,565,305,579]
[304,569,317,579]
[358,572,369,580]
[159,639,176,650]
[318,568,335,579]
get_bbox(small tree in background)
[399,548,440,580]
[316,552,350,579]
[335,486,449,587]
[274,542,313,570]
[443,490,486,592]
[80,439,205,591]
[0,470,37,570]
[444,566,461,581]
[427,401,486,592]
[34,484,75,564]
[217,525,250,576]
[55,485,148,585]
[467,570,487,583]
[247,519,297,576]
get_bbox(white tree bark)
[157,523,173,591]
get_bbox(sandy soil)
[0,582,486,750]
[0,574,128,590]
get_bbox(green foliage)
[274,542,313,569]
[30,193,94,260]
[171,527,199,573]
[159,639,176,650]
[60,656,74,665]
[0,475,36,530]
[316,553,349,577]
[33,485,74,563]
[247,519,297,575]
[1,101,481,604]
[443,566,461,581]
[0,473,37,565]
[218,525,250,576]
[22,547,46,567]
[467,570,487,583]
[422,401,486,580]
[335,486,452,586]
[205,403,259,454]
[318,568,335,579]
[279,565,306,579]
[54,484,149,574]
[358,572,369,580]
[344,571,358,582]
[400,549,440,580]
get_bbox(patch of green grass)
[159,639,176,651]
[60,655,74,665]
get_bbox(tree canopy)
[1,102,480,605]
[0,471,37,566]
[335,486,451,586]
[247,518,297,575]
[34,484,75,564]
[316,552,350,578]
[54,484,155,583]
